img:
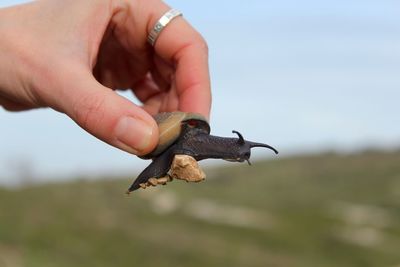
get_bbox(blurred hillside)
[1,151,400,267]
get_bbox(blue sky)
[1,0,399,185]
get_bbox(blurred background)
[1,0,400,266]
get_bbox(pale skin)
[0,0,211,155]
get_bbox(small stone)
[157,176,172,185]
[148,178,158,186]
[169,155,206,182]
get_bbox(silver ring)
[148,8,183,46]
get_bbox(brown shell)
[144,112,210,158]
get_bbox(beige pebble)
[157,176,172,185]
[169,154,206,182]
[148,178,158,186]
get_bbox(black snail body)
[128,112,278,192]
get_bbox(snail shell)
[143,112,210,159]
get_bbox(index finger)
[147,5,212,119]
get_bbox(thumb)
[58,73,158,156]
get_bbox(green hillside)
[1,151,400,267]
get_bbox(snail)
[127,112,278,192]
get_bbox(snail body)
[128,112,278,192]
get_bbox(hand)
[0,0,211,155]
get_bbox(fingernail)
[115,116,153,154]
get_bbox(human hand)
[0,0,211,155]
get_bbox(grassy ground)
[1,150,400,267]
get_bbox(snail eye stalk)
[232,130,245,145]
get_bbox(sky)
[1,0,399,185]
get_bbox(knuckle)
[200,40,209,55]
[194,35,209,55]
[72,92,107,131]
